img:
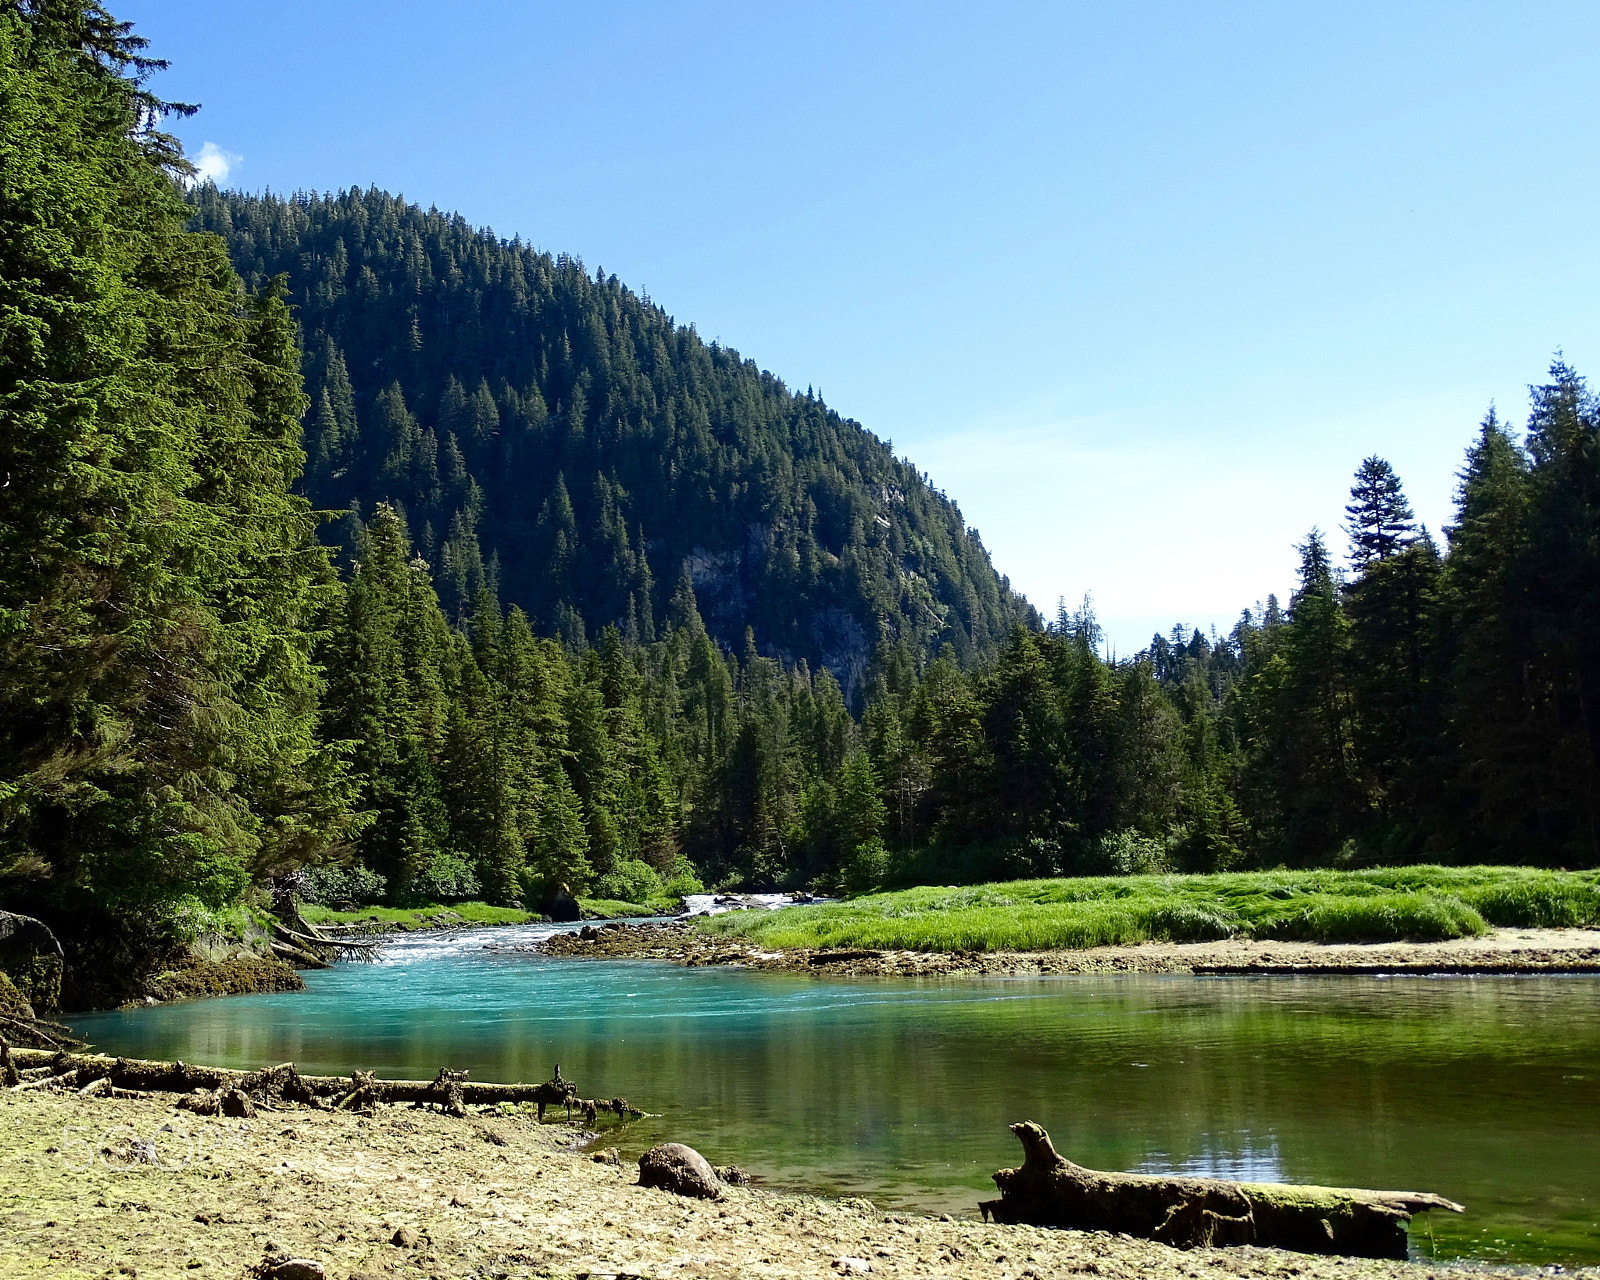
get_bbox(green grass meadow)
[301,896,675,931]
[697,866,1600,952]
[301,901,538,930]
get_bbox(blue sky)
[127,0,1600,652]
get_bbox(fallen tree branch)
[0,1011,86,1050]
[978,1122,1462,1260]
[11,1066,81,1092]
[269,940,330,969]
[4,1049,647,1121]
[271,921,377,953]
[271,913,379,964]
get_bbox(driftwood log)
[4,1049,644,1123]
[979,1122,1462,1260]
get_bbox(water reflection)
[1137,1138,1285,1183]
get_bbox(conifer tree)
[1344,456,1417,567]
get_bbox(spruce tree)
[1344,456,1417,567]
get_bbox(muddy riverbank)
[534,920,1600,976]
[0,1083,1554,1280]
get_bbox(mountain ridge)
[187,186,1039,696]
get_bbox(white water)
[680,892,824,916]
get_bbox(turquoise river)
[68,922,1599,1267]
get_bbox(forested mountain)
[186,187,1037,697]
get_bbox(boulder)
[263,1260,325,1280]
[546,889,581,922]
[638,1142,722,1199]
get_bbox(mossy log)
[5,1049,643,1122]
[979,1122,1462,1260]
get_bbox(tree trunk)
[980,1122,1462,1260]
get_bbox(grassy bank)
[300,901,537,931]
[300,897,673,932]
[698,867,1600,952]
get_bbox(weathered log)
[4,1049,645,1118]
[979,1122,1462,1260]
[270,920,379,963]
[10,1067,81,1092]
[269,940,331,969]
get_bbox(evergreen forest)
[2,2,1598,972]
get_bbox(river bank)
[535,919,1600,976]
[0,1083,1548,1280]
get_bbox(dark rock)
[714,1164,751,1185]
[264,1260,325,1280]
[390,1226,420,1248]
[808,949,883,965]
[546,890,581,922]
[579,925,600,941]
[638,1142,722,1199]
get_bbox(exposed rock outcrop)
[639,1141,722,1199]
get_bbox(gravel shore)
[533,921,1600,977]
[0,1088,1556,1280]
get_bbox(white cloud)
[188,142,242,188]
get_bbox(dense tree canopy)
[186,186,1039,700]
[0,0,356,923]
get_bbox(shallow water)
[70,925,1600,1265]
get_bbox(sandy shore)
[534,921,1600,977]
[0,1087,1556,1280]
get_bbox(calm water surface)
[70,924,1600,1266]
